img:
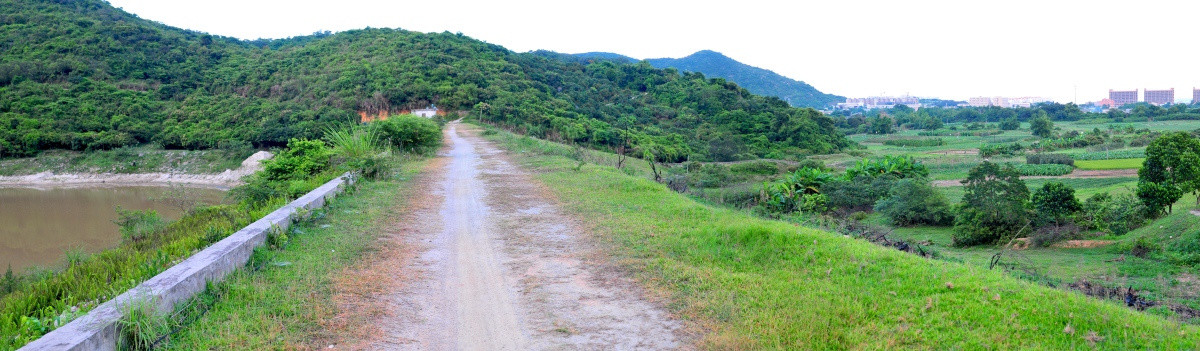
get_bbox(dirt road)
[352,122,683,350]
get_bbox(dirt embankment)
[333,123,685,350]
[931,168,1139,187]
[0,151,271,189]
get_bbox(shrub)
[1079,192,1145,235]
[874,178,952,226]
[979,143,1025,157]
[730,160,778,175]
[1026,153,1074,166]
[1029,223,1082,247]
[692,164,734,189]
[999,118,1020,130]
[1031,182,1081,224]
[261,139,332,182]
[823,175,892,213]
[376,114,442,151]
[113,208,165,243]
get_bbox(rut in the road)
[339,122,684,350]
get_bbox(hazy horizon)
[106,0,1200,104]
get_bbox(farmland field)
[1075,158,1145,170]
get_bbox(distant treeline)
[0,0,850,161]
[832,102,1200,134]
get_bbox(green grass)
[485,127,1199,349]
[1076,158,1145,170]
[159,156,426,349]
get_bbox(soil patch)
[1050,240,1116,249]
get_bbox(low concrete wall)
[19,173,357,351]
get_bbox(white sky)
[106,0,1200,103]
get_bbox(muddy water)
[0,186,226,272]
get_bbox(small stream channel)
[0,186,227,272]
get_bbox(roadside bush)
[1026,153,1074,166]
[377,114,442,152]
[874,178,952,226]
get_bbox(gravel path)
[357,122,684,350]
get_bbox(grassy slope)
[485,128,1198,349]
[160,157,426,349]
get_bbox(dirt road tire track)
[345,122,684,350]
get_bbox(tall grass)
[324,123,384,162]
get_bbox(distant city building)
[1193,88,1199,104]
[1144,88,1174,106]
[836,96,922,110]
[967,96,1050,108]
[1109,89,1138,106]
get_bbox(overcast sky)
[106,0,1200,103]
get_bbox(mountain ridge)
[569,50,843,108]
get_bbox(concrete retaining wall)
[19,173,357,351]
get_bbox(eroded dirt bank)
[342,122,685,350]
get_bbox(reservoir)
[0,186,227,272]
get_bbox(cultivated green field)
[1075,158,1145,170]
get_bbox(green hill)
[645,50,844,108]
[0,0,849,162]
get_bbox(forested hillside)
[645,50,844,108]
[0,0,850,162]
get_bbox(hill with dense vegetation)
[645,50,844,108]
[561,50,846,109]
[0,0,850,162]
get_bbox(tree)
[1138,132,1200,211]
[1031,182,1081,224]
[1136,181,1182,217]
[999,118,1020,130]
[874,178,952,226]
[1029,113,1054,138]
[868,115,895,134]
[952,162,1032,246]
